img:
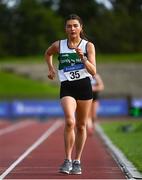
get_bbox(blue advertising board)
[0,101,10,118]
[98,98,128,116]
[11,100,64,117]
[0,98,130,118]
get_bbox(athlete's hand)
[75,47,84,60]
[48,68,56,80]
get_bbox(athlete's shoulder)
[60,39,67,43]
[86,41,95,50]
[87,41,95,46]
[52,39,67,45]
[52,40,59,46]
[46,40,60,54]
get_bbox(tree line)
[0,0,142,56]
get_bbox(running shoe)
[71,160,82,174]
[59,159,72,174]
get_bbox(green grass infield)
[100,119,142,173]
[0,53,142,64]
[0,71,59,99]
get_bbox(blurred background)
[0,0,142,174]
[0,0,142,118]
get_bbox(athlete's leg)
[74,99,92,160]
[87,103,93,128]
[60,96,77,160]
[92,100,99,126]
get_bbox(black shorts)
[92,91,99,101]
[60,77,93,100]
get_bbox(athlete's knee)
[65,117,75,130]
[76,122,86,132]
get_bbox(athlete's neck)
[67,37,82,49]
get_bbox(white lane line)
[0,120,35,136]
[0,120,63,180]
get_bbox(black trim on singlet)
[59,40,61,53]
[85,41,89,58]
[67,39,82,49]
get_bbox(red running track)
[0,118,126,179]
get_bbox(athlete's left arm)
[75,42,96,76]
[85,42,96,76]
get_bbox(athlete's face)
[65,19,82,39]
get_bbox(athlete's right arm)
[45,41,59,80]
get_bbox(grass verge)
[0,71,59,99]
[96,53,142,63]
[0,53,142,64]
[100,119,142,173]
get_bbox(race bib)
[63,64,87,81]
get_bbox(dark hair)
[65,14,88,40]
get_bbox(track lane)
[0,119,62,179]
[0,119,12,129]
[0,120,35,136]
[5,120,126,179]
[0,120,63,179]
[5,125,65,179]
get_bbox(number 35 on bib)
[63,64,89,81]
